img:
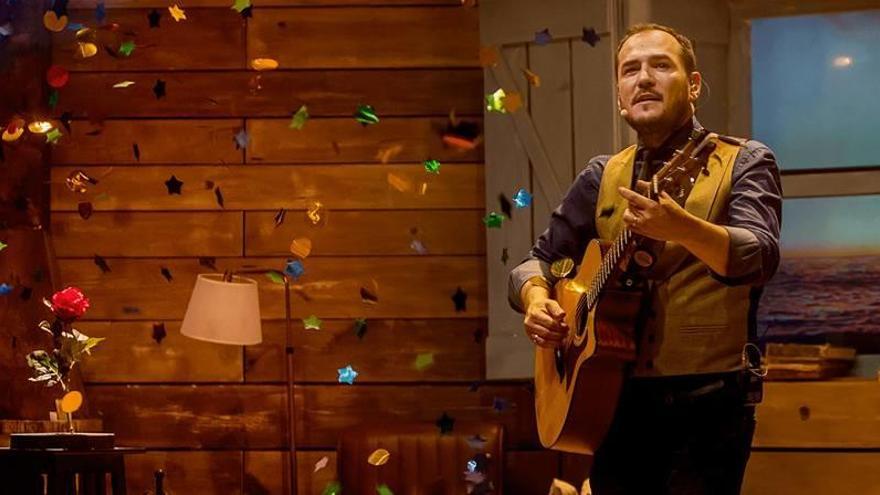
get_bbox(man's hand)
[524,297,568,348]
[618,180,694,242]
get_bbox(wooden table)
[0,447,144,495]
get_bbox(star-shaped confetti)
[152,322,167,344]
[436,412,455,434]
[534,28,552,45]
[94,254,111,273]
[160,266,173,282]
[322,481,342,495]
[414,353,434,371]
[485,88,507,113]
[284,259,304,280]
[289,105,309,130]
[492,396,509,413]
[423,158,441,174]
[498,193,512,218]
[95,2,106,22]
[582,27,600,47]
[78,201,93,220]
[165,175,183,195]
[168,5,186,22]
[501,248,509,264]
[153,79,166,99]
[354,317,368,339]
[451,286,467,312]
[46,128,62,144]
[234,128,248,149]
[118,40,135,57]
[0,283,13,296]
[148,9,161,28]
[410,238,427,255]
[482,212,504,228]
[354,104,379,126]
[513,188,532,208]
[523,67,541,87]
[266,271,284,284]
[303,314,322,330]
[337,364,358,384]
[231,0,251,13]
[0,241,7,252]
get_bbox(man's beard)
[625,99,691,139]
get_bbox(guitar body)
[535,239,642,454]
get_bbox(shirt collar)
[636,116,703,161]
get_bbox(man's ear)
[688,72,702,103]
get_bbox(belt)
[625,370,762,407]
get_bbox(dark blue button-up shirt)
[508,117,783,313]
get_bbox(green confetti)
[231,0,251,13]
[321,481,342,495]
[289,105,309,130]
[48,90,59,110]
[46,128,62,144]
[377,484,394,495]
[414,353,434,371]
[354,104,379,126]
[0,241,7,252]
[482,212,505,228]
[118,40,135,56]
[423,159,441,174]
[265,271,284,284]
[303,314,322,330]
[485,88,507,113]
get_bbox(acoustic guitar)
[534,129,721,454]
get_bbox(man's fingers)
[525,322,565,342]
[635,179,651,196]
[617,186,654,209]
[545,300,567,320]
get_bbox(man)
[508,24,782,494]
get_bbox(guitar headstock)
[650,129,718,206]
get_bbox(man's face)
[616,30,698,135]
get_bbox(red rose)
[50,286,90,321]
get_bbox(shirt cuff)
[507,258,556,313]
[709,226,763,286]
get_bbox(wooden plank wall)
[48,1,584,493]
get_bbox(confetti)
[451,287,467,312]
[354,104,379,126]
[66,170,98,193]
[153,79,166,99]
[582,27,600,47]
[534,28,552,45]
[367,448,391,466]
[321,481,342,495]
[482,212,504,229]
[43,11,68,32]
[423,159,441,174]
[376,484,393,495]
[168,5,186,22]
[502,91,523,112]
[77,202,93,220]
[160,266,173,282]
[147,9,161,28]
[436,412,455,434]
[265,271,284,284]
[360,286,378,305]
[550,257,575,278]
[0,283,13,296]
[0,241,7,252]
[478,45,499,68]
[93,255,111,273]
[273,208,286,227]
[133,143,140,161]
[442,118,481,151]
[118,40,135,57]
[354,318,368,339]
[95,2,106,22]
[306,201,325,225]
[165,175,183,195]
[284,259,304,280]
[376,143,403,163]
[414,353,434,371]
[513,188,532,208]
[251,57,279,71]
[152,322,167,344]
[2,119,24,142]
[46,128,62,144]
[113,81,136,88]
[314,456,329,473]
[485,88,507,113]
[231,0,252,13]
[492,396,509,412]
[47,90,59,110]
[386,173,411,192]
[74,42,98,59]
[498,194,512,218]
[303,314,322,330]
[410,239,427,255]
[289,105,309,130]
[500,248,509,264]
[28,121,53,134]
[46,66,69,89]
[290,238,312,259]
[522,67,541,87]
[214,186,224,208]
[337,364,358,384]
[234,129,249,149]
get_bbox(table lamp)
[180,270,298,493]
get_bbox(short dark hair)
[615,23,697,75]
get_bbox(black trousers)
[589,372,757,495]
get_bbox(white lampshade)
[180,273,263,345]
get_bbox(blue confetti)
[284,259,304,280]
[0,283,13,296]
[234,128,249,150]
[95,1,106,22]
[513,188,532,208]
[337,364,358,385]
[67,22,85,31]
[467,459,477,472]
[534,28,552,45]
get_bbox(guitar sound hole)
[554,348,565,382]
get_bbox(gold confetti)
[74,42,98,59]
[306,201,325,225]
[290,237,312,259]
[251,58,279,71]
[550,258,575,278]
[376,143,403,164]
[2,119,24,142]
[522,68,541,87]
[112,81,136,88]
[43,11,68,32]
[419,181,428,195]
[368,448,391,466]
[168,4,187,22]
[386,173,411,193]
[60,391,83,414]
[28,121,54,134]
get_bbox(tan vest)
[595,137,751,376]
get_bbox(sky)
[752,10,880,170]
